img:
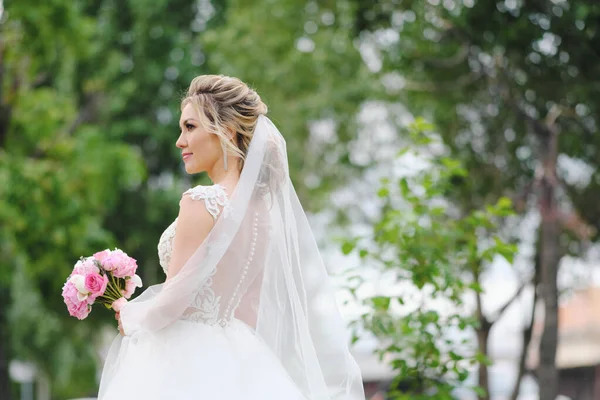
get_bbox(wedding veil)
[114,115,365,399]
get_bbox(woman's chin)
[184,164,202,175]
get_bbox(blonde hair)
[181,75,268,171]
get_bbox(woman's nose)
[176,133,186,149]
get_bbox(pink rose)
[62,281,80,305]
[111,297,127,312]
[93,249,112,263]
[68,300,91,320]
[102,250,138,278]
[71,258,99,277]
[115,257,138,278]
[101,253,118,272]
[85,273,108,301]
[62,282,91,320]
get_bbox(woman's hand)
[115,311,125,336]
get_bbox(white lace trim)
[180,232,230,326]
[183,184,230,220]
[180,267,221,325]
[157,219,177,275]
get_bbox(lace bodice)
[157,184,230,274]
[157,184,238,326]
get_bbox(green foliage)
[1,0,145,397]
[1,0,376,397]
[354,0,600,241]
[344,121,516,398]
[201,0,375,208]
[350,3,598,396]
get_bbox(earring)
[222,143,228,171]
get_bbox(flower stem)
[104,280,122,301]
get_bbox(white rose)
[69,275,89,301]
[130,274,143,288]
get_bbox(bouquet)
[62,248,143,320]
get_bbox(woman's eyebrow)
[179,118,198,128]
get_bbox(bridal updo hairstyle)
[182,75,287,202]
[181,75,268,171]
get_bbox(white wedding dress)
[99,185,307,399]
[98,116,365,400]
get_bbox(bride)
[98,75,365,400]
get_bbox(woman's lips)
[182,153,192,161]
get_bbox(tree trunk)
[474,264,491,400]
[510,266,540,400]
[476,322,490,400]
[537,126,560,400]
[0,288,12,400]
[510,326,533,400]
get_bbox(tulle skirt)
[98,319,307,400]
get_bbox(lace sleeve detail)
[182,184,230,220]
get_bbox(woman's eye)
[185,123,194,131]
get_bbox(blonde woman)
[98,75,365,400]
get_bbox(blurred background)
[1,0,599,399]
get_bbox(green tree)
[199,0,376,208]
[343,120,516,398]
[1,1,144,397]
[349,1,599,397]
[1,0,379,397]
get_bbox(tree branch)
[558,210,596,241]
[490,282,527,324]
[510,275,538,400]
[506,99,553,139]
[66,93,102,135]
[513,180,534,213]
[495,58,556,141]
[424,44,470,68]
[544,104,562,128]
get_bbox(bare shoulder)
[177,194,214,228]
[166,190,215,279]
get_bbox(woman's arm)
[119,194,217,336]
[166,195,214,281]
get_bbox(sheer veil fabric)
[101,116,365,399]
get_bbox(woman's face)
[176,103,222,174]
